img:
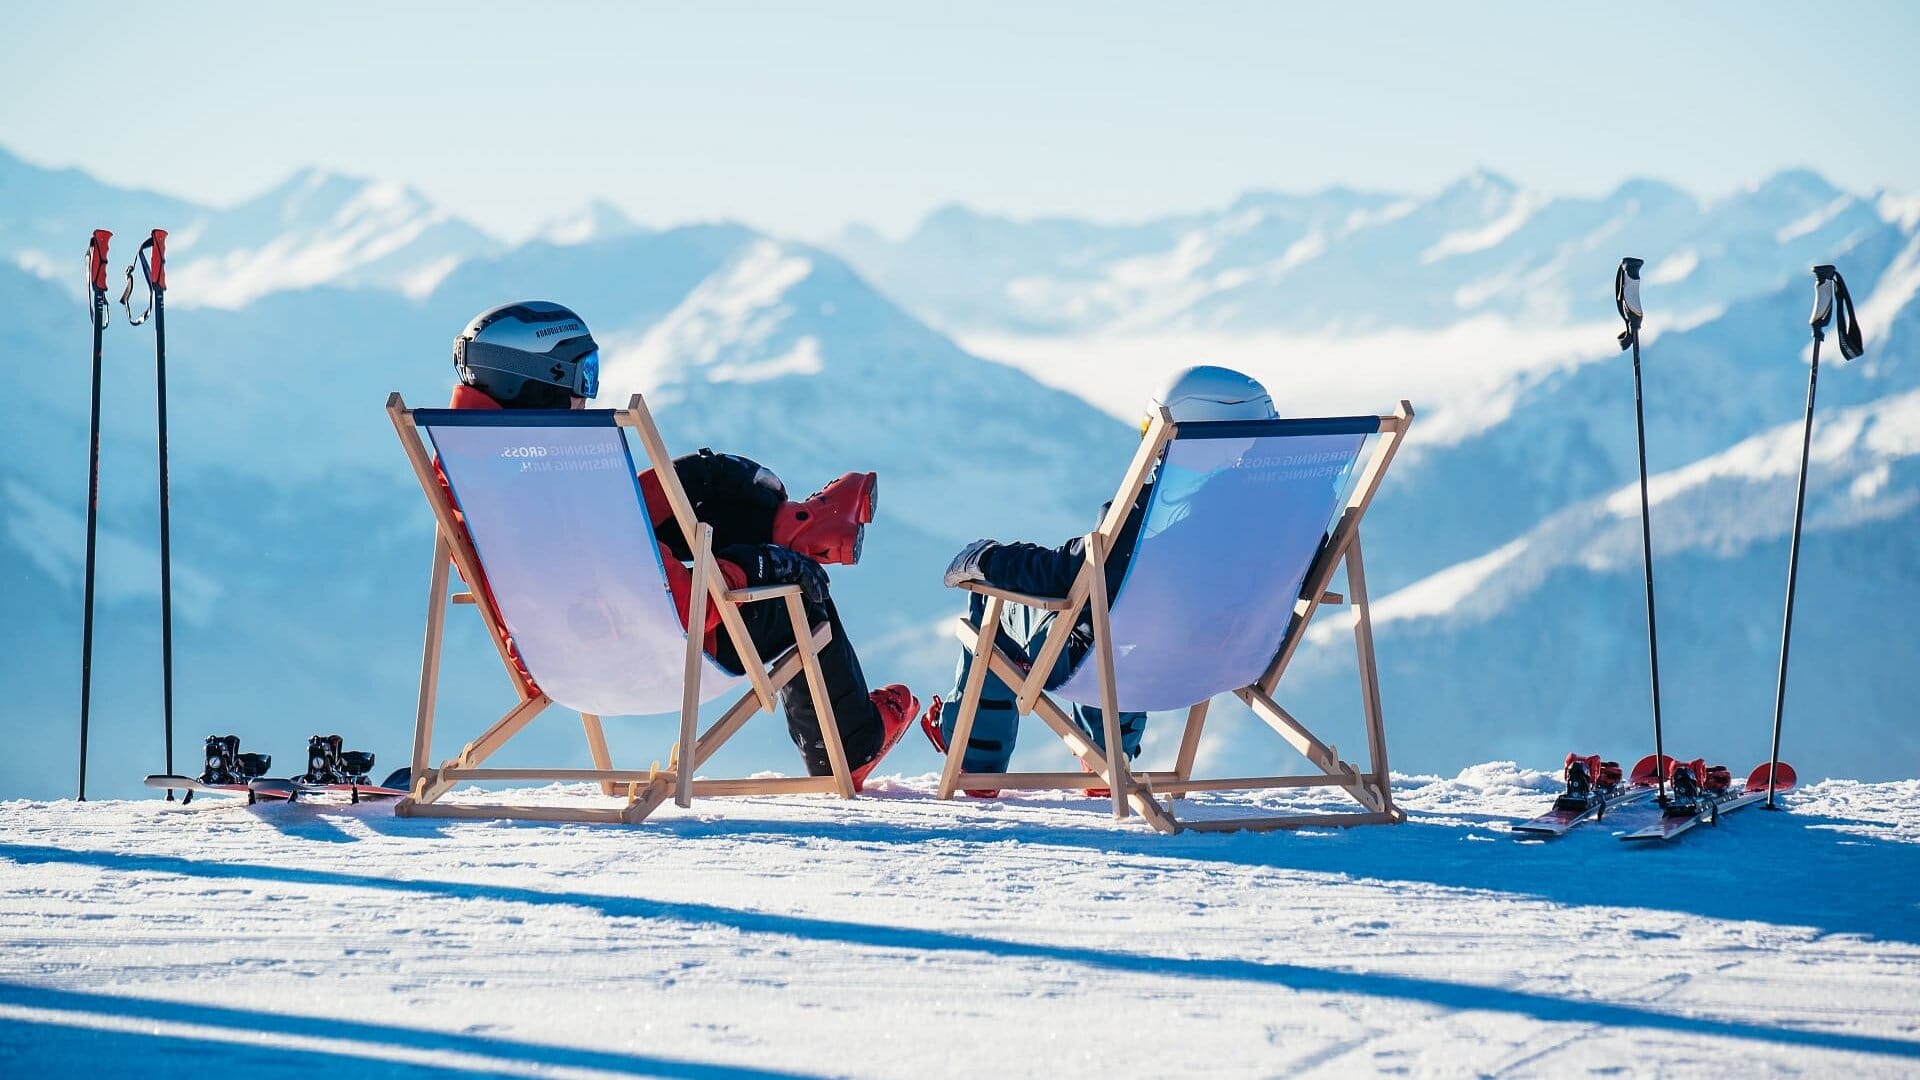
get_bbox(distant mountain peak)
[1447,167,1520,197]
[1741,167,1844,205]
[539,199,642,246]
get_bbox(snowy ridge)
[606,240,824,389]
[1365,389,1920,633]
[168,169,499,306]
[832,167,1887,338]
[0,769,1914,1076]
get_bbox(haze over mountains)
[2,144,1914,799]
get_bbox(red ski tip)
[1746,761,1797,794]
[1630,753,1674,786]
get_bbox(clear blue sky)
[6,1,1917,240]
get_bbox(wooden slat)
[386,394,524,689]
[410,532,452,791]
[726,584,802,603]
[1172,699,1210,785]
[1017,571,1088,714]
[1236,687,1383,813]
[678,525,713,808]
[619,393,779,713]
[690,776,841,797]
[414,693,553,804]
[947,772,1353,794]
[939,598,1003,799]
[1178,810,1400,833]
[451,592,476,605]
[444,767,666,783]
[789,592,854,799]
[1158,774,1354,794]
[974,648,1180,834]
[580,713,616,797]
[957,771,1184,790]
[1345,533,1396,817]
[1260,400,1414,696]
[1086,531,1130,820]
[690,625,828,769]
[958,582,1075,612]
[1095,406,1175,540]
[397,801,631,824]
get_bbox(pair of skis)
[141,773,412,806]
[1513,754,1660,838]
[144,734,408,805]
[77,229,177,800]
[1619,760,1798,842]
[1608,258,1860,823]
[1515,754,1799,841]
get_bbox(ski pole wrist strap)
[1809,265,1864,360]
[1614,257,1645,350]
[120,231,168,327]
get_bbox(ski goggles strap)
[1810,264,1864,361]
[1614,256,1645,351]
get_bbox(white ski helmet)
[1147,365,1277,427]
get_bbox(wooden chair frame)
[937,401,1416,834]
[385,392,855,825]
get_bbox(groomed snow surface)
[2,767,1916,1078]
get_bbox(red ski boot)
[918,697,999,798]
[850,684,917,793]
[774,472,877,566]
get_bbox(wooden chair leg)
[1171,699,1210,801]
[581,713,615,797]
[1086,534,1130,820]
[1345,534,1397,818]
[408,533,453,801]
[678,525,714,808]
[939,597,1003,799]
[788,593,853,799]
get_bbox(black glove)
[717,543,830,605]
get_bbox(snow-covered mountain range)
[2,147,1914,801]
[829,168,1903,336]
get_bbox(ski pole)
[1766,264,1862,809]
[122,230,174,791]
[1614,256,1668,804]
[80,229,112,802]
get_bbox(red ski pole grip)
[149,229,167,291]
[88,229,112,292]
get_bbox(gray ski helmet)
[453,301,600,407]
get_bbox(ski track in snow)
[0,770,1915,1077]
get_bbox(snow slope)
[1,769,1915,1077]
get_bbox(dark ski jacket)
[971,483,1152,673]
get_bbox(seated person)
[923,366,1279,796]
[444,300,915,787]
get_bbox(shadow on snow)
[0,981,817,1079]
[1,838,1915,1063]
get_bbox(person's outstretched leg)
[928,593,1073,795]
[715,593,893,777]
[1068,703,1147,761]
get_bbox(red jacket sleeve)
[661,543,748,640]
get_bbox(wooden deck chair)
[385,392,856,824]
[938,401,1415,834]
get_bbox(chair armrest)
[725,584,803,604]
[956,581,1076,612]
